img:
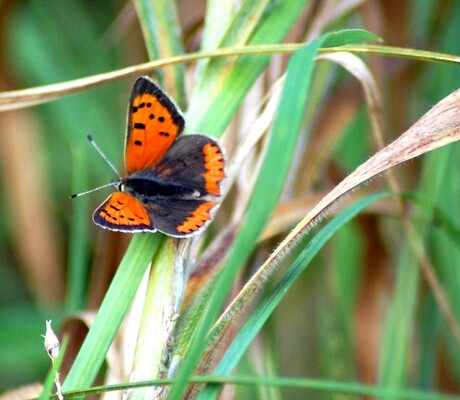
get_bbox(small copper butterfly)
[75,76,226,237]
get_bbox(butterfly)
[80,76,226,237]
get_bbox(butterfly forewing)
[125,77,185,175]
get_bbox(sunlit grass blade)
[130,239,178,400]
[189,0,272,112]
[329,44,460,65]
[200,192,391,399]
[0,30,380,114]
[200,0,235,52]
[133,0,186,105]
[61,234,162,391]
[186,0,310,134]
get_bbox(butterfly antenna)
[86,134,122,179]
[70,181,118,199]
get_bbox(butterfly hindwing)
[144,198,217,237]
[93,192,155,232]
[154,134,226,197]
[125,76,185,175]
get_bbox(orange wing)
[201,142,226,196]
[93,192,155,232]
[175,201,216,235]
[125,76,185,175]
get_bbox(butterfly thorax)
[122,173,200,202]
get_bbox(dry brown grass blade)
[260,191,400,241]
[275,86,460,255]
[183,225,237,309]
[0,46,299,112]
[1,44,457,113]
[213,87,460,342]
[298,51,385,192]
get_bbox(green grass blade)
[200,0,235,51]
[126,3,188,397]
[130,238,177,400]
[39,339,67,400]
[186,0,310,134]
[200,193,390,399]
[59,374,460,399]
[169,32,324,400]
[61,234,162,392]
[133,0,186,105]
[190,31,379,137]
[169,26,380,399]
[378,147,453,389]
[189,0,272,110]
